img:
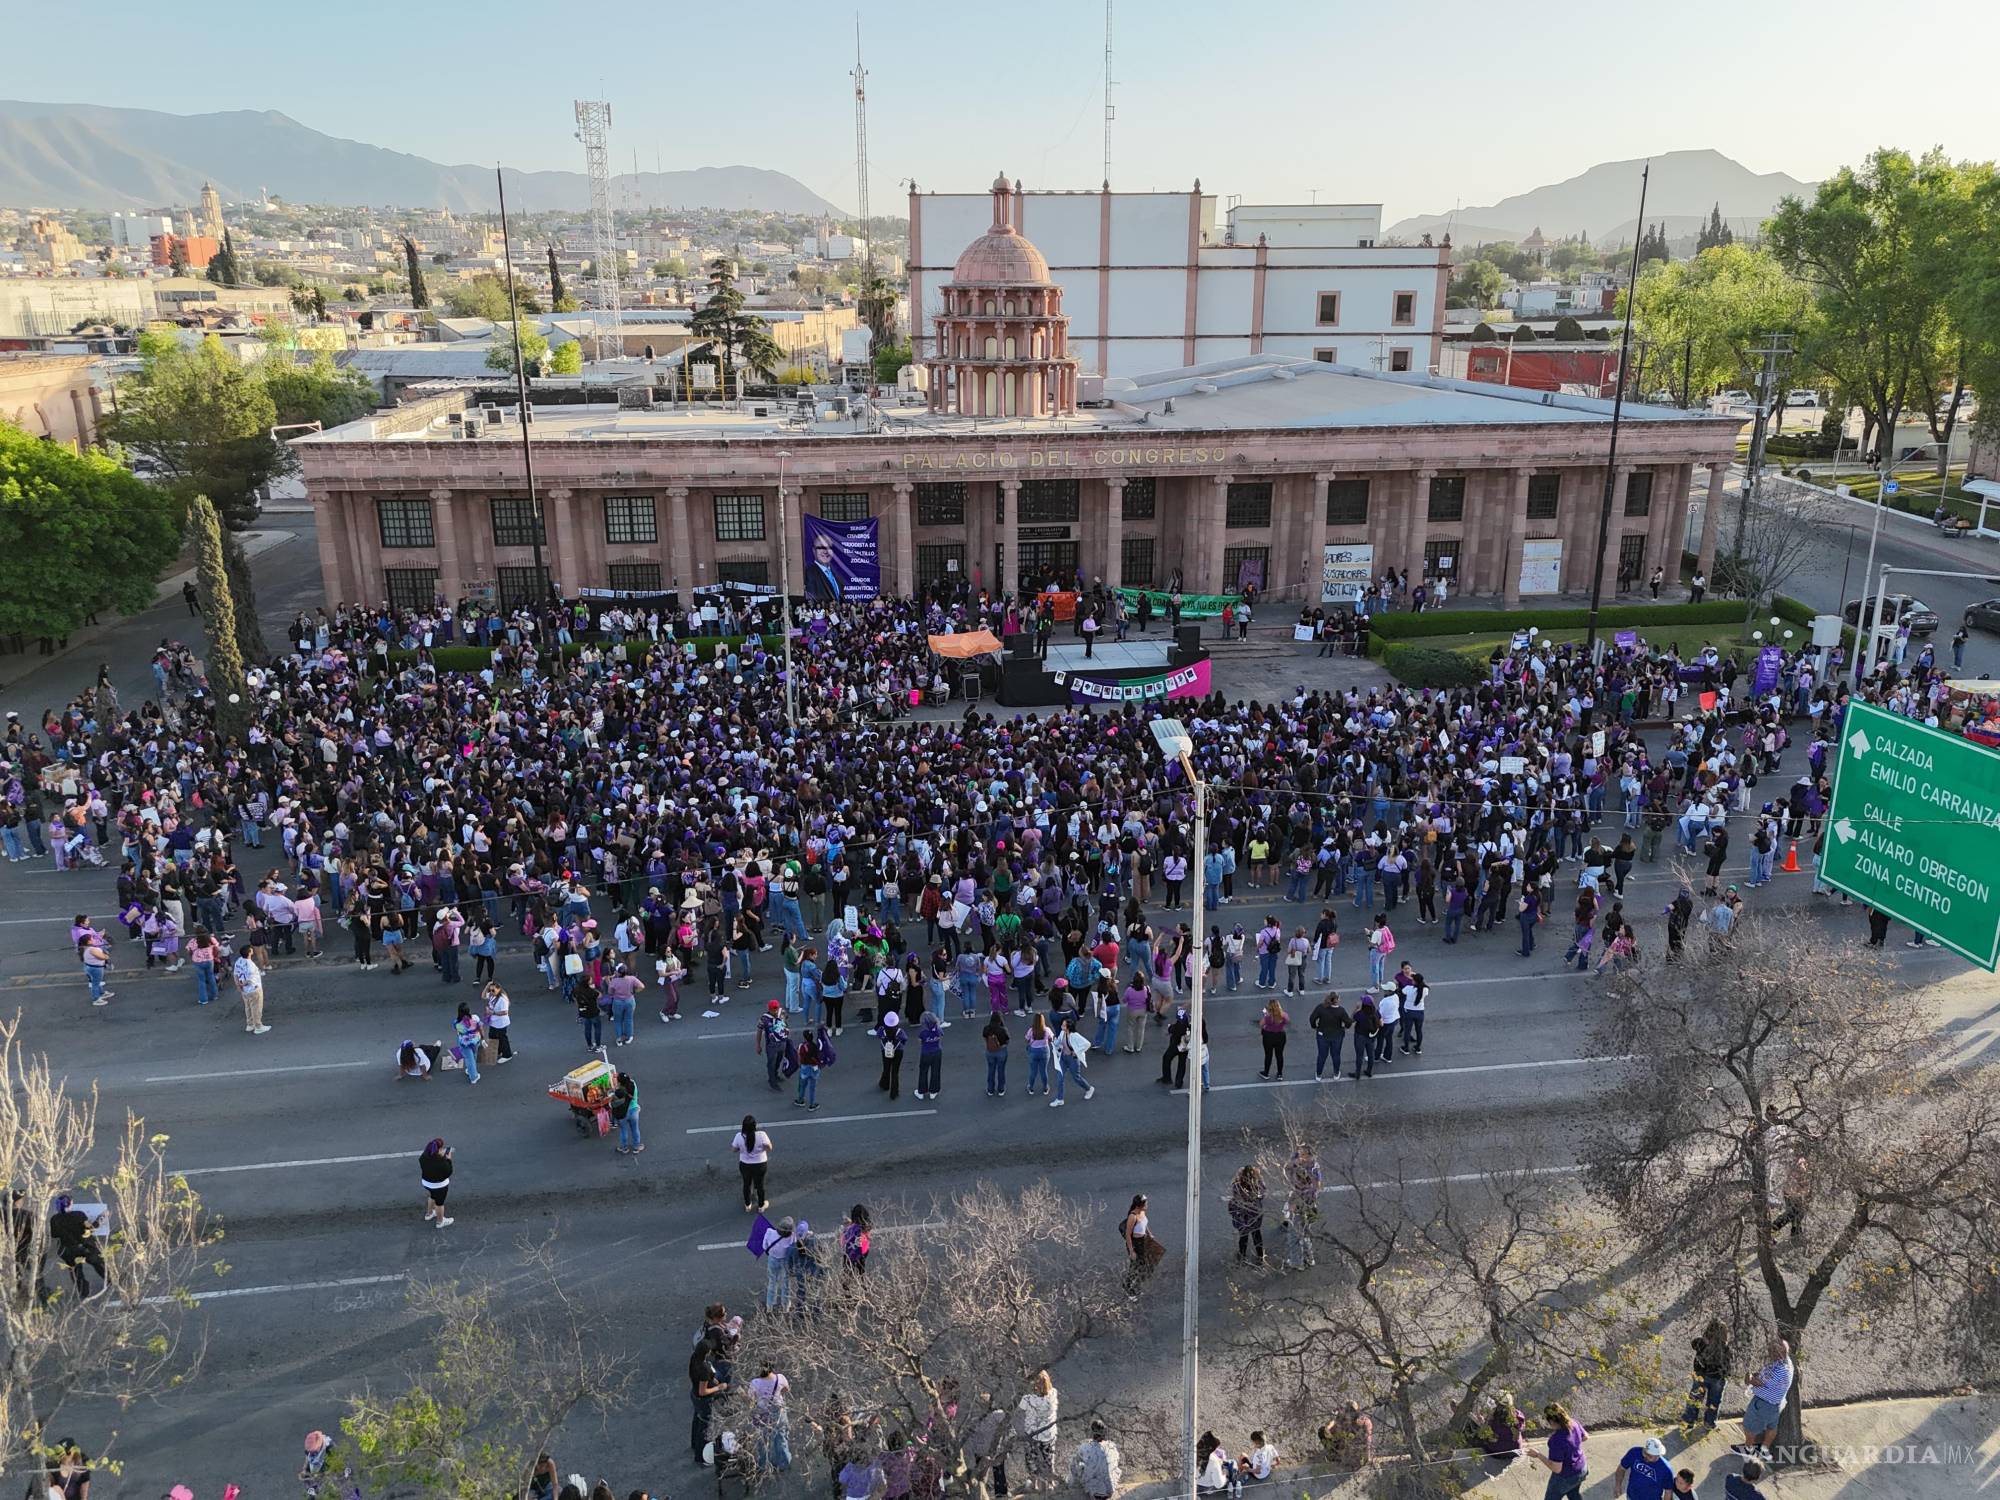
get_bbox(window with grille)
[1121,535,1156,587]
[1624,470,1655,517]
[1121,477,1156,520]
[1017,478,1080,524]
[1225,481,1273,529]
[1423,539,1459,579]
[607,562,663,592]
[383,567,437,610]
[819,491,870,521]
[1427,476,1466,523]
[1315,292,1340,326]
[1393,291,1416,326]
[1618,534,1647,580]
[915,483,966,527]
[604,495,658,544]
[376,497,435,549]
[1389,348,1413,372]
[1221,546,1269,591]
[1526,473,1561,521]
[717,561,770,587]
[1325,478,1369,526]
[1313,348,1337,363]
[496,565,550,609]
[713,493,767,541]
[490,496,545,548]
[916,543,964,593]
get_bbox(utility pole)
[496,165,548,604]
[1582,161,1649,663]
[1734,332,1792,562]
[1102,0,1116,187]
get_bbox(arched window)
[983,298,996,315]
[983,336,998,358]
[983,372,998,413]
[1004,299,1016,315]
[1004,337,1017,358]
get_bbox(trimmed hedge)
[1369,601,1751,641]
[1381,642,1486,688]
[389,635,756,671]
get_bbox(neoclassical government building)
[299,174,1738,611]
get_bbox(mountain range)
[1387,149,1814,248]
[0,100,847,216]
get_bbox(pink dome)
[952,227,1050,284]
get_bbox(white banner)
[1519,539,1563,596]
[1321,543,1374,604]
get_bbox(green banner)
[1114,588,1242,620]
[1821,700,2000,969]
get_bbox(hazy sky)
[10,0,1997,221]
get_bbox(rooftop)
[302,353,1730,446]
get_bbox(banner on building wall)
[1519,539,1564,596]
[1321,543,1375,604]
[1233,555,1266,591]
[1055,659,1212,705]
[1113,589,1237,619]
[801,515,881,601]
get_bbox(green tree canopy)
[485,320,548,374]
[100,334,282,529]
[689,258,784,390]
[264,353,376,441]
[546,340,582,375]
[873,338,913,384]
[0,421,185,640]
[1448,258,1505,309]
[441,274,540,322]
[1625,243,1812,407]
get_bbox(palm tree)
[858,273,898,349]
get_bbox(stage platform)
[1042,640,1173,672]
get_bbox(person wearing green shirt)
[781,932,803,1016]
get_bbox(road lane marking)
[179,1150,416,1177]
[697,1218,946,1252]
[1326,1164,1585,1195]
[685,1108,938,1135]
[133,1272,408,1307]
[145,1060,375,1083]
[1177,1054,1632,1094]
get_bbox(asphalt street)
[0,500,1984,1493]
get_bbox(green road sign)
[1822,700,2000,969]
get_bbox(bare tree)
[724,1182,1138,1500]
[342,1239,634,1500]
[1586,910,2000,1454]
[1728,481,1841,630]
[1221,1112,1656,1491]
[0,1013,219,1479]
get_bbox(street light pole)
[1583,162,1650,661]
[496,164,548,603]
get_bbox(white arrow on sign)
[1847,728,1871,758]
[1834,817,1856,844]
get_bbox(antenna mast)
[1103,0,1115,185]
[852,17,873,274]
[573,98,623,359]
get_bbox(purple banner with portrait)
[800,515,881,602]
[1753,645,1784,697]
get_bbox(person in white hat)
[1612,1434,1675,1500]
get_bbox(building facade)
[1440,338,1621,398]
[909,181,1450,379]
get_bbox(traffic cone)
[1782,841,1801,873]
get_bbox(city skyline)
[7,0,1996,224]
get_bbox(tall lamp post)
[1151,717,1205,1500]
[1582,162,1650,662]
[496,164,549,602]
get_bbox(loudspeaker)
[1174,624,1202,661]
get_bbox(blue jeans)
[986,1051,1007,1092]
[784,967,802,1014]
[459,1042,480,1082]
[734,949,754,984]
[1315,1033,1343,1077]
[1314,948,1334,984]
[764,1252,791,1310]
[1054,1056,1087,1101]
[611,995,635,1041]
[775,895,807,941]
[755,1411,792,1472]
[239,817,263,848]
[1224,956,1242,992]
[796,1063,819,1106]
[957,974,980,1014]
[1369,951,1386,985]
[1257,951,1277,987]
[1026,1050,1049,1094]
[618,1107,642,1149]
[1542,1471,1586,1500]
[1443,910,1462,941]
[1204,880,1222,909]
[194,964,218,1005]
[1285,870,1309,902]
[0,826,20,860]
[1352,868,1374,907]
[581,1014,602,1048]
[85,965,106,1001]
[1094,1008,1120,1051]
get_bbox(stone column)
[1695,462,1725,585]
[1307,471,1333,607]
[1406,467,1436,588]
[999,478,1021,599]
[428,487,462,599]
[1103,476,1126,592]
[1503,469,1531,607]
[666,485,693,593]
[892,481,916,597]
[1642,465,1677,588]
[1207,474,1233,593]
[777,484,803,597]
[543,487,575,595]
[1601,465,1632,595]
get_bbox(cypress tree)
[190,495,249,738]
[405,237,430,309]
[548,246,567,309]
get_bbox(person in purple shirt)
[1533,1403,1588,1500]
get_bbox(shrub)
[1369,601,1748,641]
[1382,642,1487,688]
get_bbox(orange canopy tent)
[928,631,1003,659]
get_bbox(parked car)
[1720,388,1753,406]
[1964,598,2000,634]
[1785,389,1820,407]
[1843,594,1941,636]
